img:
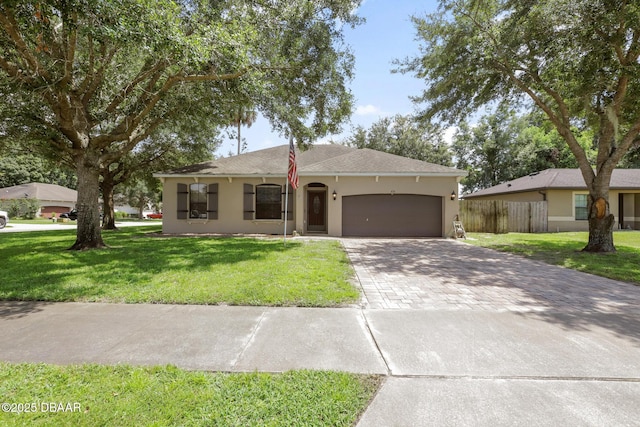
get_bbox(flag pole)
[284,176,289,246]
[284,134,292,246]
[285,133,299,247]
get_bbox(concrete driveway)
[342,238,640,426]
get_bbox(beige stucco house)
[463,169,640,231]
[154,144,466,237]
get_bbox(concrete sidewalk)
[1,301,639,425]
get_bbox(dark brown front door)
[307,190,327,232]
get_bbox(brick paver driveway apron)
[342,238,640,313]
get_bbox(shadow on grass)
[0,228,302,302]
[343,239,640,345]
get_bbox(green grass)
[0,227,359,306]
[0,363,381,426]
[466,231,640,285]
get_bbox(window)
[256,184,282,219]
[189,183,207,219]
[575,193,588,220]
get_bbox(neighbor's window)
[255,184,282,220]
[575,194,588,220]
[189,183,207,219]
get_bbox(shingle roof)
[0,183,77,202]
[155,144,465,177]
[464,168,640,198]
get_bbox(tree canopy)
[453,107,595,193]
[0,0,361,248]
[400,0,640,252]
[342,114,453,166]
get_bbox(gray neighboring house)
[0,183,77,218]
[463,169,640,231]
[154,144,467,237]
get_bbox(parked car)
[59,209,78,220]
[147,212,163,219]
[0,210,8,229]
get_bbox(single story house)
[0,182,77,218]
[463,168,640,231]
[154,144,467,237]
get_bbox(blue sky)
[215,0,441,156]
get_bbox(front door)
[307,190,327,232]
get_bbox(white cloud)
[355,104,383,116]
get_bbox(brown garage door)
[342,194,442,237]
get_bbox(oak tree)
[0,0,360,249]
[401,0,640,252]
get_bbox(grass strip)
[0,363,382,426]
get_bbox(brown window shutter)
[207,184,218,220]
[177,183,188,219]
[243,183,254,220]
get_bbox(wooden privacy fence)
[459,200,548,233]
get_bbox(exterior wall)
[467,189,640,232]
[161,174,462,237]
[161,177,294,235]
[39,201,76,219]
[635,194,640,229]
[622,193,640,230]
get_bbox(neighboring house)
[463,169,640,231]
[0,182,77,218]
[154,144,466,237]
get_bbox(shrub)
[0,198,40,219]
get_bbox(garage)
[342,194,443,237]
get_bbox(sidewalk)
[1,301,639,425]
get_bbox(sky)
[214,0,442,157]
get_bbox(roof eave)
[154,171,467,179]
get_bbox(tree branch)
[0,6,52,82]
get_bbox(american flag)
[288,137,299,190]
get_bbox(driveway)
[342,238,640,426]
[342,238,640,314]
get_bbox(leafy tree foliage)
[0,0,361,249]
[400,0,640,252]
[0,150,77,189]
[454,107,595,193]
[343,114,453,166]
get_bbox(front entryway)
[307,185,327,233]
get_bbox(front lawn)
[466,231,640,285]
[0,227,359,306]
[0,363,381,426]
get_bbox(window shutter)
[282,184,294,218]
[207,184,218,220]
[177,183,188,219]
[243,183,254,220]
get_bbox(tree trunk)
[69,150,107,250]
[582,191,616,253]
[101,177,118,230]
[583,214,616,252]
